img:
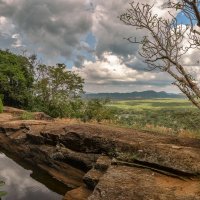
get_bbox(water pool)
[0,152,68,200]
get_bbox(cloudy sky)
[0,0,197,93]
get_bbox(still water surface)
[0,152,67,200]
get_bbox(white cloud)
[72,52,178,92]
[1,0,15,4]
[11,33,23,47]
[91,0,176,57]
[73,52,156,83]
[0,16,14,34]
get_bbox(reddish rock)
[89,165,200,200]
[94,156,111,172]
[83,168,104,189]
[63,186,92,200]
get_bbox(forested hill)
[84,90,184,100]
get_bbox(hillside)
[84,90,184,100]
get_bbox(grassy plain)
[108,98,200,138]
[109,98,194,110]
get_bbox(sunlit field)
[108,98,200,138]
[109,98,195,110]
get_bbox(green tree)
[82,99,115,122]
[0,50,34,108]
[33,63,84,117]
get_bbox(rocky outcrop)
[1,110,200,199]
[64,186,92,200]
[83,168,104,190]
[94,156,111,172]
[89,165,200,200]
[3,106,53,120]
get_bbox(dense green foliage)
[0,50,86,118]
[32,64,84,117]
[109,99,200,133]
[0,50,34,108]
[81,99,115,122]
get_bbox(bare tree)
[120,0,200,109]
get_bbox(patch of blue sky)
[176,11,191,25]
[66,32,97,68]
[34,52,74,69]
[64,60,74,69]
[77,31,96,63]
[80,49,95,62]
[36,32,97,69]
[176,10,198,26]
[30,32,97,69]
[85,32,96,50]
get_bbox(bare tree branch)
[120,1,200,109]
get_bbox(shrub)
[31,98,84,118]
[20,112,35,120]
[81,99,116,122]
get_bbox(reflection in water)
[0,153,63,200]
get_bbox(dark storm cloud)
[74,55,86,68]
[0,0,92,57]
[92,0,145,58]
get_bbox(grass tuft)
[20,112,35,120]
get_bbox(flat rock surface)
[0,113,14,122]
[88,165,200,200]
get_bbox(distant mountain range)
[84,90,184,100]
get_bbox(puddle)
[0,152,68,200]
